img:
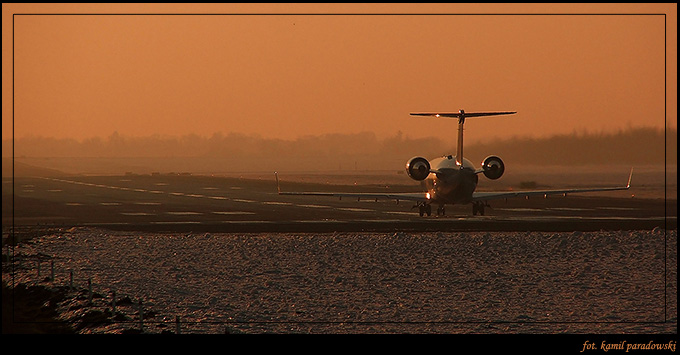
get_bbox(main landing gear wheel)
[472,203,486,216]
[418,204,432,217]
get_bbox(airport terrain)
[2,168,676,334]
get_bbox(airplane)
[275,109,633,217]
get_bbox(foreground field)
[3,226,676,334]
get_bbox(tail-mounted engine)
[406,156,431,181]
[481,155,505,180]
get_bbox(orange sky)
[2,3,677,145]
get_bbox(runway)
[3,174,676,233]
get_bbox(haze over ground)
[2,4,676,150]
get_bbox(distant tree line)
[3,126,676,167]
[465,126,676,166]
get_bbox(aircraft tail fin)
[410,110,516,168]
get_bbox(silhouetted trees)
[3,126,675,172]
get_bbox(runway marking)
[65,202,83,206]
[597,207,639,211]
[338,207,376,212]
[497,208,544,212]
[385,211,417,216]
[213,211,256,215]
[263,201,293,205]
[226,220,275,224]
[547,207,594,211]
[298,204,331,208]
[580,216,669,221]
[47,189,63,192]
[150,221,202,225]
[229,187,243,190]
[166,212,202,215]
[134,202,161,205]
[290,220,349,223]
[505,215,576,219]
[82,222,130,226]
[121,212,155,216]
[100,202,122,206]
[40,178,242,205]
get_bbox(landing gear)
[472,202,486,216]
[416,203,432,217]
[436,205,446,216]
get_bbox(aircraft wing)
[472,168,634,202]
[274,173,429,202]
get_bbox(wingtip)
[274,172,281,194]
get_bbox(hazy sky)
[2,3,677,145]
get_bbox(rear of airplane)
[410,110,516,168]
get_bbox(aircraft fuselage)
[423,155,479,205]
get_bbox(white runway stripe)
[338,207,375,212]
[597,207,639,211]
[150,221,202,224]
[213,211,255,215]
[226,220,275,224]
[385,211,417,216]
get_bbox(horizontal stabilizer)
[410,109,516,168]
[410,111,516,119]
